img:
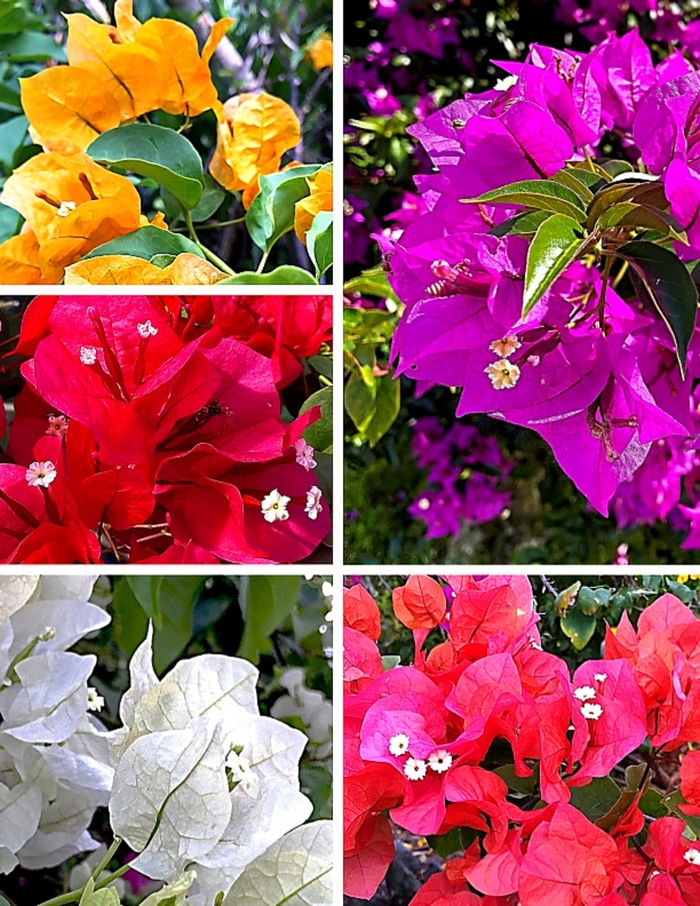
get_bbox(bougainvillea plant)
[385,27,700,534]
[0,294,332,563]
[0,575,333,906]
[344,575,700,905]
[0,0,333,285]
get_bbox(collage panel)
[0,572,333,906]
[343,572,700,906]
[0,292,332,565]
[343,1,700,566]
[0,0,333,288]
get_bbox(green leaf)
[306,354,332,381]
[491,210,550,238]
[615,240,699,378]
[238,576,301,662]
[598,202,686,242]
[0,114,26,173]
[364,374,401,447]
[82,226,205,264]
[466,179,587,223]
[306,210,333,279]
[0,82,21,112]
[665,789,700,839]
[602,159,635,178]
[87,123,204,210]
[427,827,470,860]
[344,266,398,302]
[125,576,204,673]
[79,879,120,906]
[494,763,536,796]
[345,367,376,434]
[219,265,317,285]
[552,168,595,203]
[639,787,667,819]
[569,775,621,822]
[565,165,607,189]
[300,385,332,453]
[560,608,597,650]
[523,214,584,315]
[587,178,667,230]
[381,654,401,671]
[0,201,21,243]
[577,586,611,616]
[299,764,332,819]
[111,577,150,659]
[0,31,65,59]
[245,164,321,253]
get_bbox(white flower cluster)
[108,626,314,905]
[0,575,110,875]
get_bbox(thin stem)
[195,216,247,231]
[182,207,235,276]
[256,248,270,273]
[94,864,131,890]
[612,259,629,290]
[597,255,613,328]
[90,836,122,883]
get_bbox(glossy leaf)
[598,202,686,242]
[219,265,317,285]
[523,213,583,315]
[467,178,586,222]
[88,123,204,210]
[300,385,332,453]
[82,226,205,265]
[552,169,595,203]
[569,775,621,822]
[246,165,321,253]
[615,240,698,377]
[560,608,597,650]
[491,210,550,238]
[307,210,333,279]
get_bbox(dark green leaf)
[111,578,149,659]
[466,178,586,223]
[238,576,301,662]
[0,114,26,173]
[560,608,597,650]
[245,164,321,253]
[306,210,333,279]
[364,375,401,447]
[189,175,227,223]
[552,169,595,203]
[639,788,667,819]
[345,367,376,434]
[300,764,332,819]
[665,789,700,838]
[598,202,686,242]
[219,265,317,285]
[569,775,621,822]
[82,226,205,264]
[577,586,610,616]
[306,354,332,381]
[490,210,550,238]
[427,827,474,860]
[0,83,21,112]
[524,214,584,315]
[602,160,635,178]
[494,764,536,796]
[0,201,20,243]
[87,123,204,209]
[615,240,698,378]
[300,385,332,453]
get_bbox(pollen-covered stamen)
[46,414,69,437]
[133,321,159,386]
[573,685,597,702]
[489,336,521,358]
[80,346,97,365]
[261,489,291,523]
[684,848,700,865]
[484,359,521,390]
[581,702,603,721]
[404,757,428,781]
[428,749,453,773]
[25,461,57,488]
[389,733,410,756]
[79,345,126,402]
[78,171,98,201]
[594,673,607,683]
[34,189,65,209]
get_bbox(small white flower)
[484,359,521,390]
[594,673,608,683]
[573,685,597,702]
[137,320,158,338]
[389,733,410,756]
[80,346,97,365]
[25,461,57,488]
[56,200,77,217]
[87,687,105,712]
[261,488,291,523]
[417,497,431,511]
[428,749,453,773]
[225,749,256,791]
[294,439,317,471]
[581,702,603,721]
[495,74,519,92]
[489,336,521,358]
[404,757,427,781]
[305,486,323,520]
[684,848,700,865]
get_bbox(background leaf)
[238,576,301,662]
[300,385,332,453]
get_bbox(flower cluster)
[0,0,332,285]
[0,294,332,563]
[344,576,700,904]
[387,28,700,526]
[407,416,514,539]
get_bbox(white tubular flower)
[388,733,410,756]
[404,758,427,781]
[261,489,291,523]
